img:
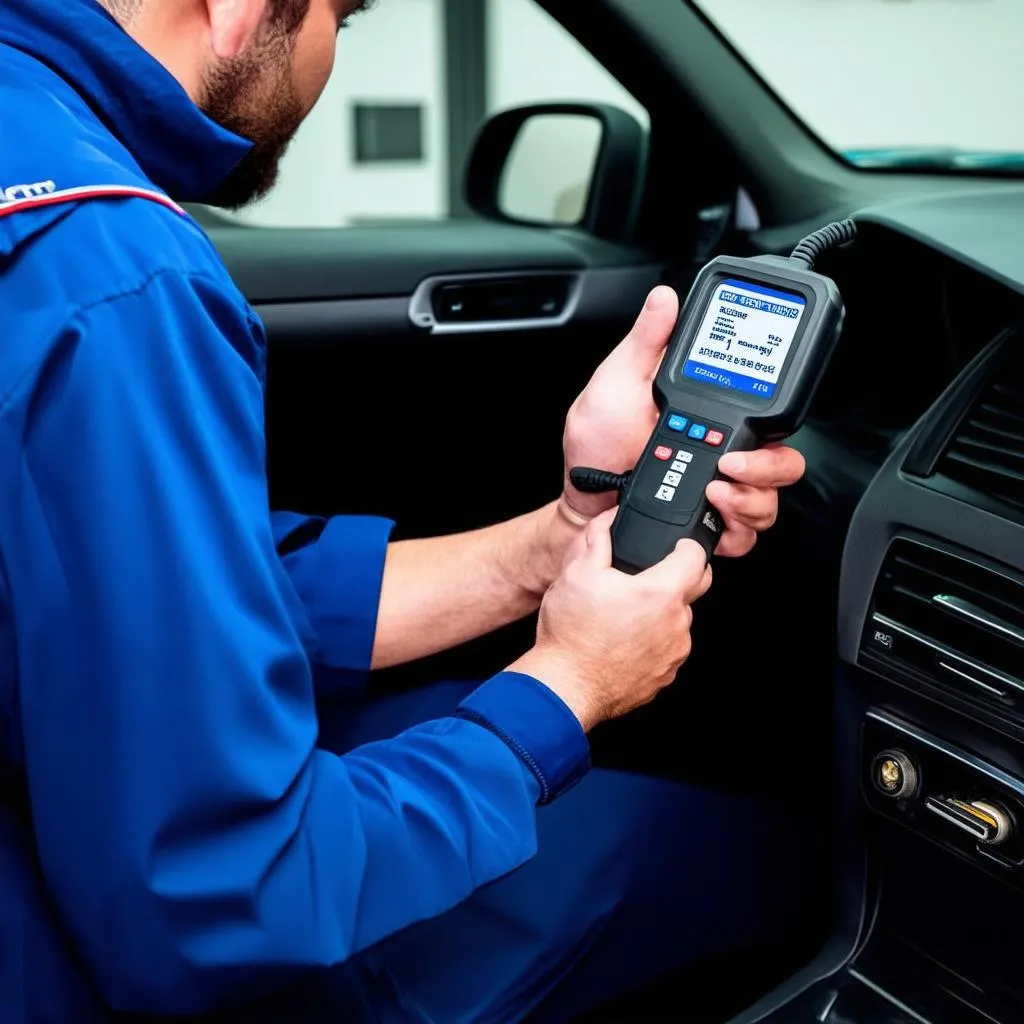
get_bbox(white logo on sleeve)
[1,180,57,203]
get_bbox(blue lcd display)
[682,278,806,399]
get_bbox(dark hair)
[266,0,313,35]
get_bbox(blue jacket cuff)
[312,514,394,674]
[277,514,394,694]
[454,672,591,805]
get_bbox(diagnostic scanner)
[571,219,854,573]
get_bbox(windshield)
[691,0,1024,171]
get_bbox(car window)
[230,0,649,228]
[693,0,1024,172]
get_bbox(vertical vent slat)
[938,354,1024,512]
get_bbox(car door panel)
[212,224,670,543]
[206,220,654,301]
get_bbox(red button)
[654,445,673,461]
[705,430,724,447]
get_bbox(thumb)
[618,286,679,378]
[581,507,617,568]
[638,537,708,599]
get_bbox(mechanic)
[0,0,806,1021]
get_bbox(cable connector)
[569,467,632,494]
[789,218,856,269]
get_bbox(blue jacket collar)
[0,0,252,202]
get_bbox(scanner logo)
[0,180,57,203]
[702,511,721,533]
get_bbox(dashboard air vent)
[863,539,1024,717]
[938,347,1024,514]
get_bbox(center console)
[732,324,1024,1023]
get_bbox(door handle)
[409,271,580,333]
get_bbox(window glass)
[228,0,648,227]
[693,0,1024,172]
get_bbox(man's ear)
[206,0,269,60]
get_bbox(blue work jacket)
[0,1,589,1018]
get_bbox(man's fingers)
[707,444,802,557]
[582,507,617,567]
[617,286,679,377]
[693,563,713,601]
[639,537,708,599]
[705,480,778,531]
[714,525,758,559]
[718,444,806,489]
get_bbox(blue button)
[667,414,688,432]
[687,423,707,440]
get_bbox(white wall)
[699,0,1024,153]
[486,0,648,126]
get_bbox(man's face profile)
[197,0,360,208]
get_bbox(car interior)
[189,1,1024,1020]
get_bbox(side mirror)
[464,102,647,242]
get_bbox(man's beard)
[198,39,304,210]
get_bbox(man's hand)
[508,509,712,732]
[707,445,806,557]
[561,286,806,557]
[561,288,679,521]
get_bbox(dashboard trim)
[857,187,1024,300]
[845,969,935,1024]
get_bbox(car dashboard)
[739,187,1024,1022]
[235,178,1024,1021]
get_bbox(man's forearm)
[370,500,584,670]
